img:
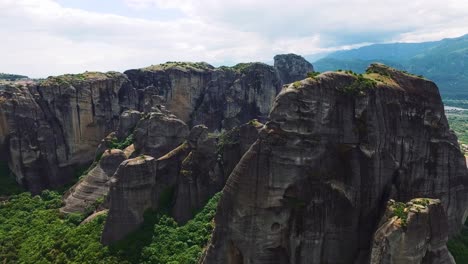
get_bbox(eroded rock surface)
[0,73,137,193]
[274,53,314,85]
[0,55,310,193]
[133,111,189,158]
[61,149,128,214]
[201,64,468,264]
[370,198,455,264]
[125,55,311,130]
[101,155,157,244]
[101,121,262,244]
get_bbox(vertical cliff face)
[201,64,468,264]
[274,53,315,85]
[0,72,137,193]
[101,119,262,244]
[125,55,313,131]
[0,55,312,194]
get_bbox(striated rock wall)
[60,148,129,214]
[0,55,311,193]
[274,53,314,85]
[101,121,261,244]
[0,72,137,193]
[101,155,158,243]
[201,64,468,264]
[125,55,312,131]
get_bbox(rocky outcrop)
[370,198,455,264]
[0,55,310,193]
[133,111,189,158]
[101,155,158,243]
[60,149,128,214]
[201,64,468,264]
[102,121,262,244]
[274,53,314,85]
[0,73,138,193]
[125,56,312,131]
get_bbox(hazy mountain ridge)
[313,34,468,98]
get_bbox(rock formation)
[201,64,468,264]
[60,149,128,214]
[370,198,455,264]
[101,121,262,244]
[132,111,189,158]
[0,55,312,193]
[125,55,312,130]
[0,72,137,193]
[274,53,314,85]
[101,155,158,243]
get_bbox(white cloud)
[1,0,468,77]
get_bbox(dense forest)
[0,177,220,264]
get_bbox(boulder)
[370,198,455,264]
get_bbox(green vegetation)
[292,81,302,88]
[144,62,213,72]
[444,100,468,147]
[0,73,28,81]
[0,161,23,196]
[313,34,468,98]
[447,113,468,144]
[109,134,134,150]
[0,190,221,263]
[229,62,256,73]
[306,71,321,78]
[247,119,263,127]
[340,74,377,96]
[448,221,468,263]
[41,72,120,86]
[391,201,408,227]
[216,127,240,155]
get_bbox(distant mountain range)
[311,34,468,98]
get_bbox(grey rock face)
[61,149,128,214]
[101,155,158,244]
[274,53,314,85]
[115,110,143,140]
[201,64,468,264]
[125,58,309,130]
[0,72,137,193]
[370,198,455,264]
[0,55,308,193]
[101,121,261,244]
[133,111,189,158]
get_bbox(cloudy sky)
[2,0,468,78]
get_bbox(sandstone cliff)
[0,55,312,193]
[0,72,137,193]
[201,64,468,264]
[101,120,261,244]
[125,54,312,131]
[274,53,314,85]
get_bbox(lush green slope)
[313,34,468,98]
[0,161,23,197]
[0,190,220,263]
[448,222,468,263]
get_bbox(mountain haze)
[313,34,468,98]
